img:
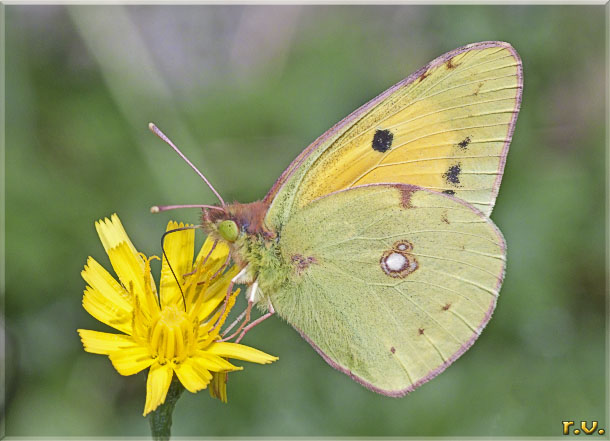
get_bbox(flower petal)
[143,363,173,416]
[205,342,278,364]
[108,342,153,375]
[107,243,151,308]
[95,214,140,259]
[78,329,134,355]
[209,371,228,403]
[198,288,240,345]
[174,358,213,394]
[81,263,133,334]
[97,214,159,301]
[195,241,234,291]
[160,221,195,308]
[187,236,239,323]
[137,256,161,323]
[196,274,239,326]
[82,287,132,334]
[82,256,132,308]
[194,236,230,268]
[193,351,243,372]
[201,255,236,288]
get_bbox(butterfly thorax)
[202,201,291,301]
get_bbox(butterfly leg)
[219,278,259,341]
[210,251,232,283]
[185,241,217,278]
[193,240,221,282]
[212,264,249,331]
[235,298,275,343]
[221,307,249,337]
[192,239,218,278]
[232,264,251,284]
[219,302,252,342]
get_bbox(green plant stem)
[149,377,185,441]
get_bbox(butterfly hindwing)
[272,184,505,394]
[265,41,522,229]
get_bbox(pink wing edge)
[289,182,507,397]
[263,40,523,210]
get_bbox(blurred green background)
[3,4,607,437]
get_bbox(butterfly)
[151,41,523,396]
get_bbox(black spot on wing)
[442,164,461,186]
[457,136,471,150]
[442,189,455,195]
[372,129,394,153]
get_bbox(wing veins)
[322,259,471,367]
[409,251,501,277]
[427,268,500,296]
[343,229,500,245]
[329,54,519,157]
[400,54,517,109]
[338,79,519,154]
[317,214,392,250]
[394,112,516,141]
[388,120,511,149]
[347,121,513,188]
[382,138,508,152]
[375,154,502,168]
[394,279,487,313]
[367,285,421,381]
[447,309,479,333]
[306,276,343,364]
[435,246,506,260]
[391,286,462,344]
[417,186,494,192]
[383,73,519,131]
[421,332,449,362]
[319,261,433,378]
[390,107,518,134]
[384,94,519,132]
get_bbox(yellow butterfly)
[151,41,522,395]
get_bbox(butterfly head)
[202,200,275,244]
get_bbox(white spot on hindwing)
[385,253,407,271]
[380,240,418,278]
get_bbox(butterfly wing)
[265,41,522,229]
[271,184,505,394]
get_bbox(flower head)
[78,214,277,415]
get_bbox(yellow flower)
[77,214,277,415]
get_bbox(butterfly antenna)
[151,204,226,214]
[149,123,227,209]
[160,225,201,311]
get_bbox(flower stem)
[149,376,185,441]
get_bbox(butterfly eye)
[218,220,239,242]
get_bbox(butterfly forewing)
[271,184,505,394]
[265,42,522,230]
